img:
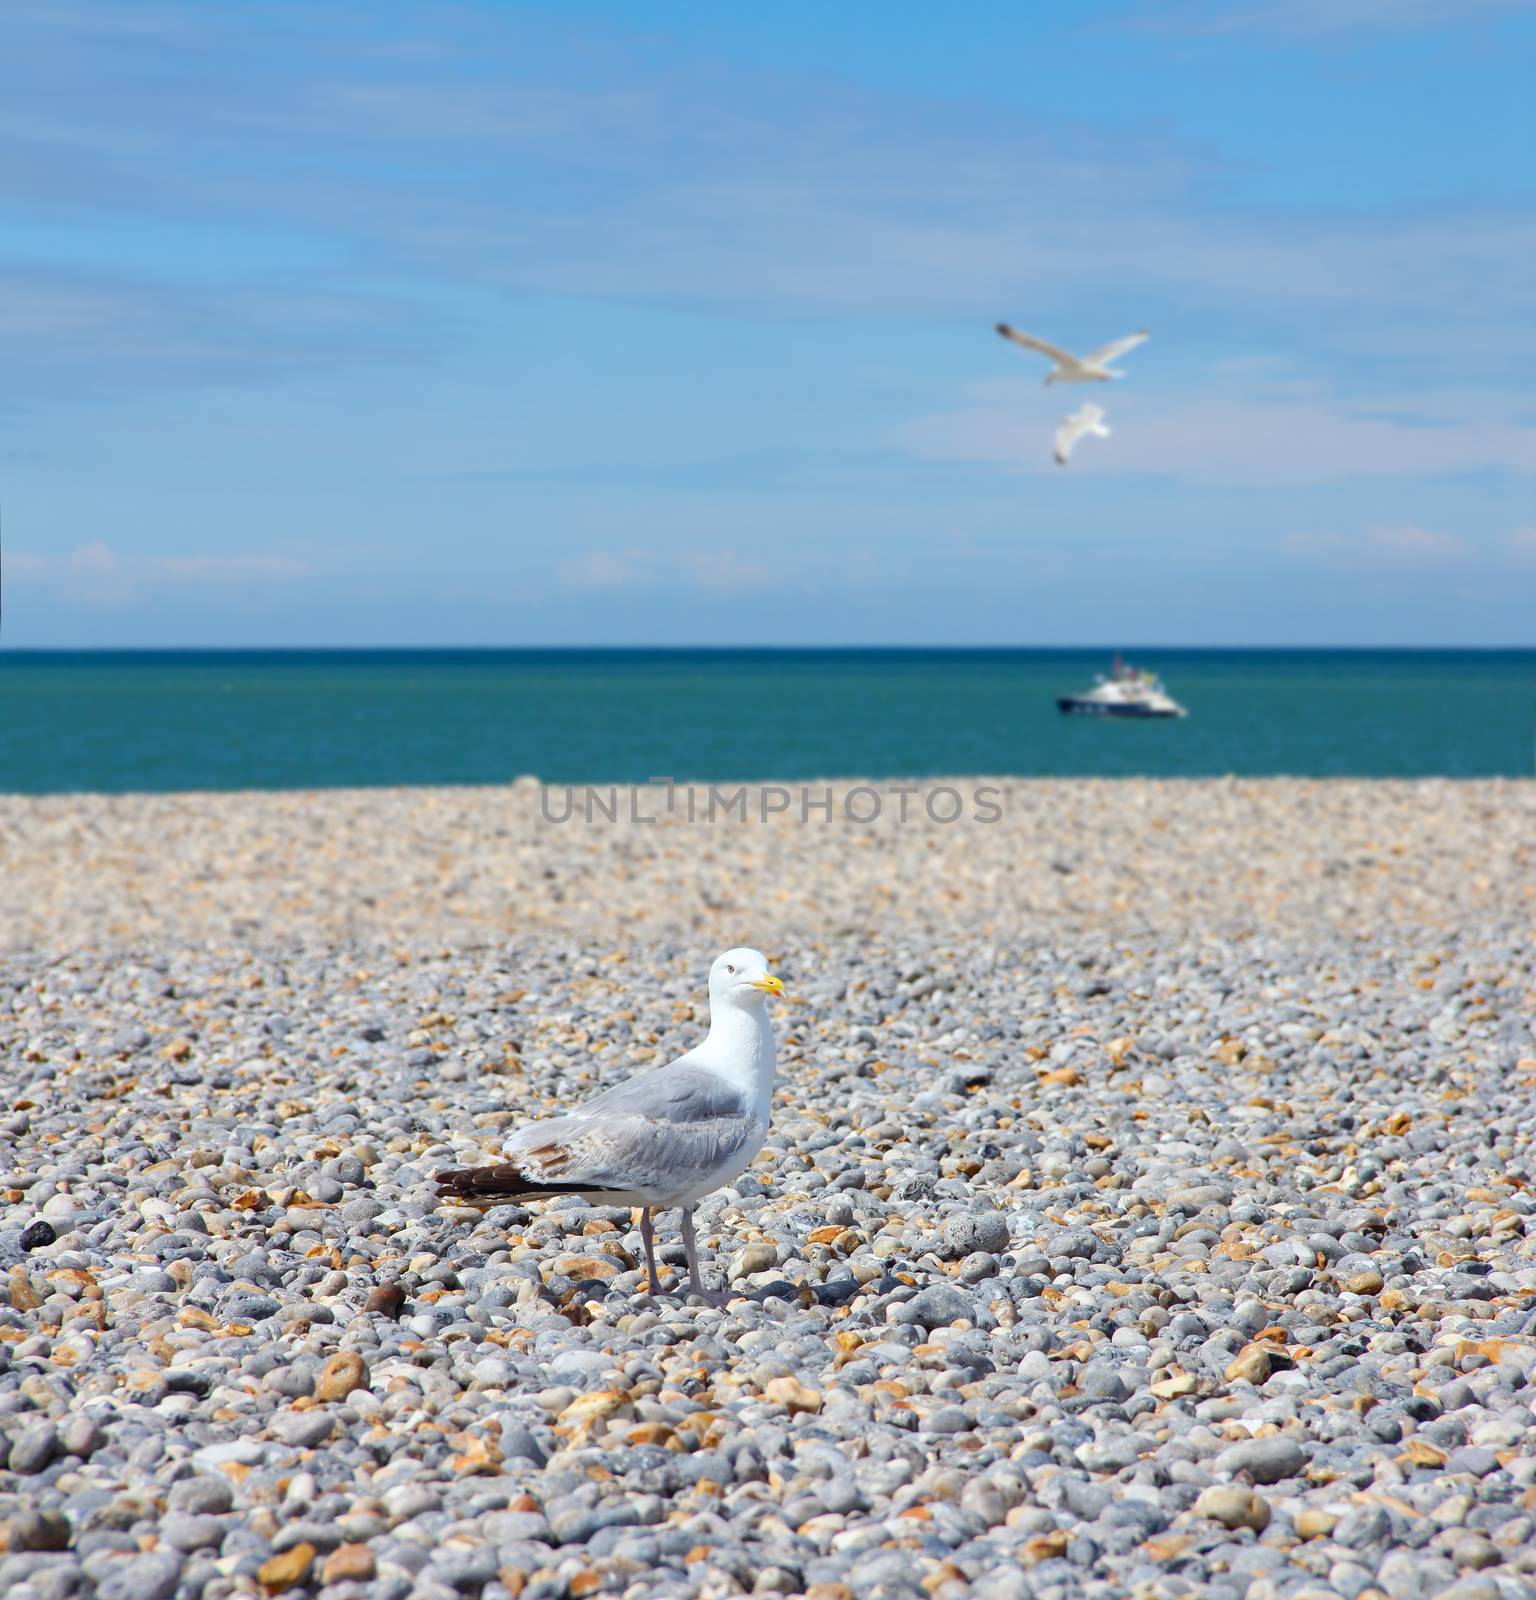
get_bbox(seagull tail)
[435,1163,590,1203]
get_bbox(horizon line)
[3,643,1536,656]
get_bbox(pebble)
[256,1544,315,1591]
[1225,1343,1275,1384]
[7,1423,58,1476]
[271,1410,335,1447]
[313,1350,368,1401]
[3,1510,70,1552]
[1216,1436,1308,1484]
[158,1512,225,1551]
[938,1211,1010,1259]
[1,779,1534,1600]
[363,1282,406,1317]
[323,1543,376,1583]
[1295,1507,1340,1540]
[1454,1535,1501,1570]
[167,1477,233,1515]
[95,1552,182,1600]
[1195,1485,1271,1532]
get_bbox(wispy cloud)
[556,550,649,590]
[4,0,1532,395]
[897,373,1536,484]
[10,541,313,609]
[4,2,1533,648]
[0,262,421,406]
[1282,525,1470,567]
[675,547,781,594]
[1127,0,1534,36]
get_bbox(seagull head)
[709,947,783,1010]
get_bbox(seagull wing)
[437,1062,756,1204]
[1085,330,1149,367]
[547,1061,746,1126]
[996,324,1078,367]
[502,1108,756,1200]
[440,1112,756,1204]
[1053,413,1087,466]
[1054,404,1108,466]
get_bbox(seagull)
[996,324,1149,385]
[1054,403,1111,466]
[435,947,783,1306]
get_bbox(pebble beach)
[3,778,1536,1600]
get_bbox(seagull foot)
[685,1284,733,1309]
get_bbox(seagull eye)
[725,964,736,974]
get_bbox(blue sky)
[3,0,1533,646]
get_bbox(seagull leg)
[680,1208,730,1307]
[638,1206,663,1294]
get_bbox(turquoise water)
[0,649,1532,793]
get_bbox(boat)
[1058,655,1187,719]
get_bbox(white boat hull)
[1058,695,1185,719]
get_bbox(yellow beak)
[750,974,785,997]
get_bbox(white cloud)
[1281,525,1469,567]
[1369,525,1469,560]
[10,541,313,609]
[556,550,649,590]
[896,373,1536,485]
[675,546,780,594]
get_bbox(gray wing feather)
[522,1115,755,1195]
[571,1063,747,1122]
[500,1063,755,1197]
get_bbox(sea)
[0,648,1532,794]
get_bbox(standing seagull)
[435,947,783,1306]
[996,323,1149,384]
[1054,403,1111,466]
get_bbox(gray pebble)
[1215,1436,1307,1484]
[157,1514,225,1552]
[889,1283,975,1326]
[8,1422,58,1475]
[271,1410,336,1447]
[95,1551,183,1600]
[939,1211,1010,1259]
[167,1476,234,1515]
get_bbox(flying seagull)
[996,324,1149,384]
[1054,403,1110,466]
[435,947,783,1306]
